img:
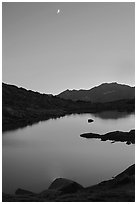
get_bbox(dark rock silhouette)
[58,82,135,103]
[80,129,135,144]
[2,164,135,202]
[48,178,84,194]
[88,119,94,123]
[15,188,36,196]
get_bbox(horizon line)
[2,81,135,96]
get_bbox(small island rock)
[88,119,94,123]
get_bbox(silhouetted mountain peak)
[58,82,135,103]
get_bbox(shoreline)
[3,82,135,132]
[3,109,135,132]
[80,129,135,145]
[2,83,135,202]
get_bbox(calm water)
[3,111,135,193]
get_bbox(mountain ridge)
[61,82,134,92]
[57,82,135,103]
[2,82,135,131]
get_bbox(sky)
[2,2,135,95]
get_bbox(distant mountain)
[57,83,135,103]
[2,83,74,131]
[2,83,135,131]
[2,83,96,131]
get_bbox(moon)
[57,9,60,14]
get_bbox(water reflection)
[93,111,134,119]
[2,111,135,194]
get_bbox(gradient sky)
[2,2,135,94]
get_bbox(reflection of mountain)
[2,83,135,131]
[93,111,134,120]
[58,82,135,103]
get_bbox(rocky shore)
[2,83,135,202]
[3,164,135,202]
[80,129,135,144]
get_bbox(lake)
[2,111,135,194]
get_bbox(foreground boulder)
[48,178,84,194]
[113,164,135,186]
[15,188,36,196]
[2,165,135,202]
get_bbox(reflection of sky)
[3,112,135,193]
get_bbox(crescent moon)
[57,9,60,14]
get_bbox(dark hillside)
[2,83,92,131]
[2,83,135,131]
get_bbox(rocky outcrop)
[15,188,36,196]
[2,164,135,202]
[80,129,135,144]
[48,178,84,194]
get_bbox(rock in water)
[48,178,84,194]
[88,119,94,123]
